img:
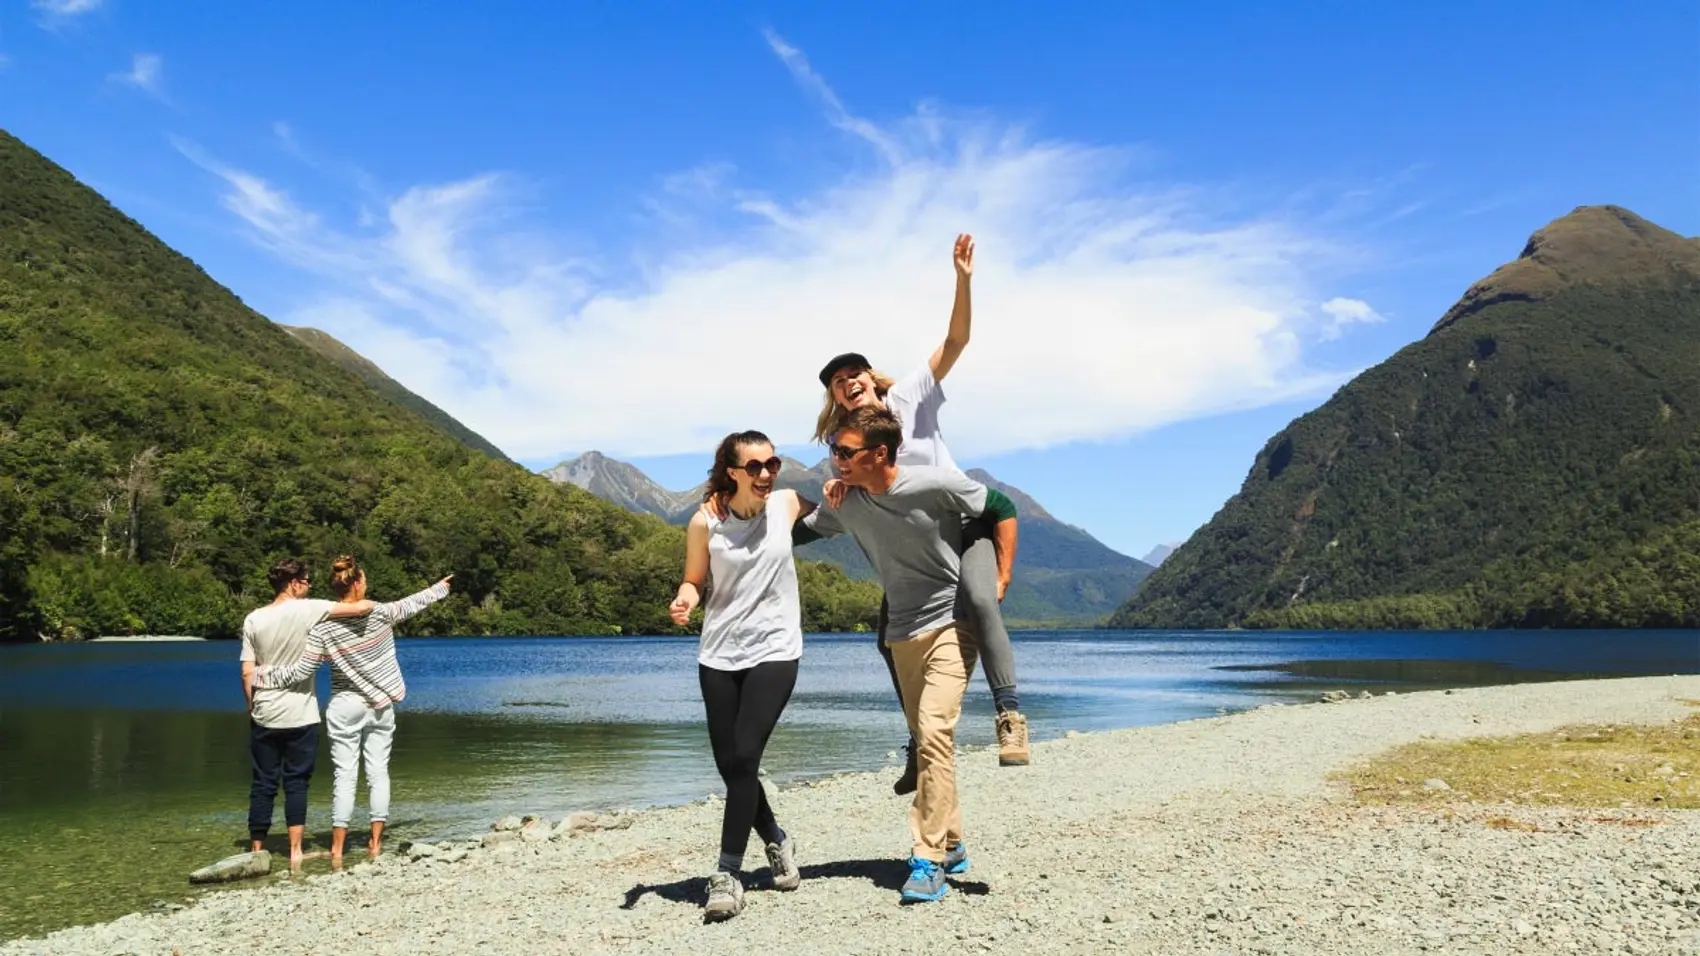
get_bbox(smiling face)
[829,365,883,412]
[729,441,782,500]
[828,428,885,487]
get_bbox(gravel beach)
[7,675,1697,956]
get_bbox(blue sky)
[3,1,1695,560]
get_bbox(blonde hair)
[811,367,896,444]
[328,554,365,598]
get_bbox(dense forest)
[1113,206,1700,630]
[0,130,881,641]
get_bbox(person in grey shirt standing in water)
[239,558,374,868]
[801,406,1019,904]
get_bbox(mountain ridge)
[0,128,882,640]
[1112,204,1700,630]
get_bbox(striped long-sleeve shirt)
[255,582,449,708]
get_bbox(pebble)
[4,675,1695,956]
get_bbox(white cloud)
[111,52,165,99]
[181,34,1377,464]
[1319,297,1385,341]
[31,0,101,18]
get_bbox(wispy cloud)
[1319,297,1385,341]
[180,32,1380,463]
[31,0,101,24]
[110,52,165,100]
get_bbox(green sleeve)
[983,487,1017,523]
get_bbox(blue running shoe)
[901,856,949,902]
[943,842,969,875]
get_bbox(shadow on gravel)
[621,858,989,910]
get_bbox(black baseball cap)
[818,351,871,388]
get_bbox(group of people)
[237,232,1026,917]
[669,233,1028,917]
[239,555,451,868]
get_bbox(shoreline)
[4,674,1696,955]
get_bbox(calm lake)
[1,628,1696,941]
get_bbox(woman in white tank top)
[668,429,811,922]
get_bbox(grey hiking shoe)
[900,856,948,902]
[893,740,918,795]
[943,842,969,875]
[764,834,799,891]
[703,871,744,922]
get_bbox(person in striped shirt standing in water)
[255,556,453,865]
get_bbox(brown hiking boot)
[996,711,1030,766]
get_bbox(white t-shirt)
[885,364,958,471]
[240,599,335,728]
[699,492,804,671]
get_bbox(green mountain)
[0,129,880,641]
[281,325,511,462]
[1111,205,1700,630]
[543,453,1154,625]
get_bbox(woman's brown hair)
[702,430,773,510]
[328,554,365,598]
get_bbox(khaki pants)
[886,620,978,862]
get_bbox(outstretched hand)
[437,573,455,591]
[953,233,974,279]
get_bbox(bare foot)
[367,842,381,860]
[330,853,344,872]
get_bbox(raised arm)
[927,233,974,382]
[379,576,453,625]
[325,599,377,619]
[670,512,711,625]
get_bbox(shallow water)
[1,628,1695,940]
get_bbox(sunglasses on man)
[738,457,783,478]
[829,443,873,462]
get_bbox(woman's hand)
[437,574,454,592]
[953,233,974,279]
[823,479,847,509]
[669,584,700,626]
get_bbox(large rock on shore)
[188,851,271,884]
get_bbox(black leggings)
[699,659,798,866]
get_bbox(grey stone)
[482,830,520,848]
[188,850,271,884]
[493,815,524,832]
[1422,779,1452,792]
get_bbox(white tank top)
[699,492,804,670]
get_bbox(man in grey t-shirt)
[802,406,1018,903]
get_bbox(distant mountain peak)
[1430,204,1700,335]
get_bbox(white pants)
[325,692,395,829]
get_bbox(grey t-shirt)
[803,466,988,640]
[240,599,336,728]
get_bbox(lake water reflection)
[1,628,1695,940]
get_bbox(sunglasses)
[737,457,783,478]
[830,443,873,461]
